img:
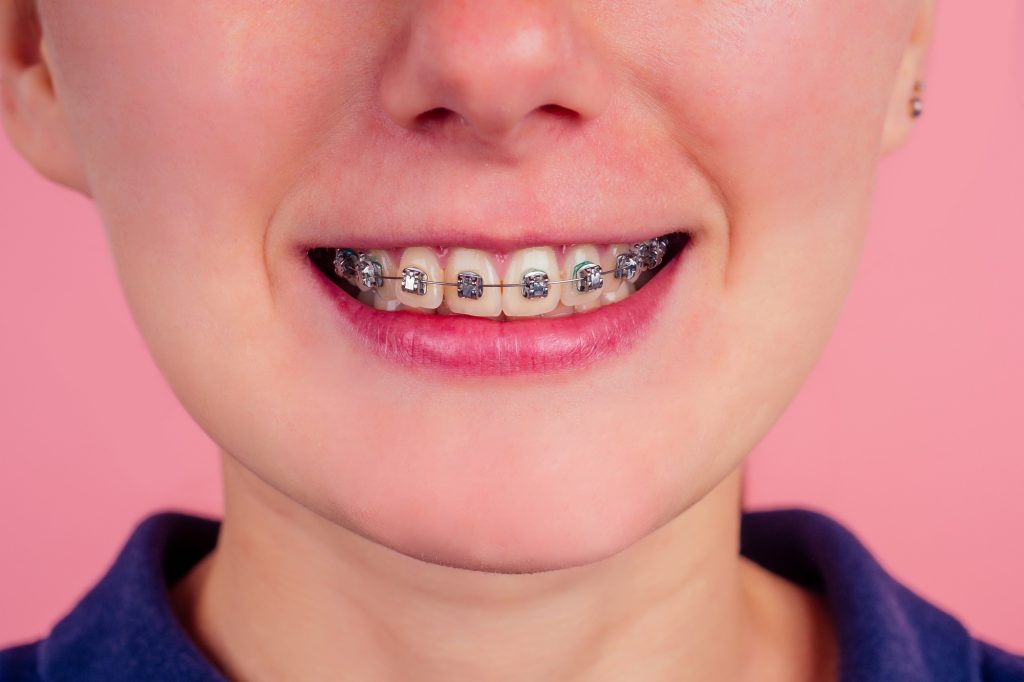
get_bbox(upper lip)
[295,223,691,255]
[288,199,697,254]
[295,228,690,256]
[276,105,714,255]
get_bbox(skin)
[1,1,934,680]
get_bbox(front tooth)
[368,249,399,300]
[373,294,403,311]
[560,244,603,307]
[542,303,576,318]
[396,246,444,309]
[443,248,502,317]
[398,303,436,315]
[502,246,561,317]
[598,243,633,298]
[574,298,604,314]
[601,280,635,305]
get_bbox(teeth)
[396,247,444,309]
[443,248,502,317]
[353,252,382,292]
[599,243,633,275]
[601,280,635,305]
[560,244,604,308]
[633,238,667,271]
[333,248,359,280]
[598,243,633,299]
[372,294,403,311]
[502,246,561,317]
[327,235,675,319]
[368,249,399,300]
[398,303,436,314]
[574,297,604,314]
[542,303,577,318]
[614,253,640,283]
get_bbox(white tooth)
[357,289,376,306]
[396,246,444,309]
[436,301,455,315]
[601,280,635,305]
[443,248,502,317]
[373,294,403,311]
[398,303,436,315]
[368,249,399,300]
[502,246,561,317]
[560,244,603,307]
[598,243,633,298]
[599,243,633,273]
[574,298,604,314]
[542,303,576,318]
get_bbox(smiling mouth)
[308,231,688,321]
[303,230,692,375]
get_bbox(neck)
[171,451,819,682]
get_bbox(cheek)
[43,1,381,389]
[681,5,913,302]
[648,1,911,195]
[45,1,373,264]
[633,0,919,462]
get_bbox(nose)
[379,1,612,153]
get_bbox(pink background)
[2,2,1022,651]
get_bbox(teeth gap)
[308,232,689,318]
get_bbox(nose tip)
[379,2,612,150]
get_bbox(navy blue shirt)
[2,507,1022,681]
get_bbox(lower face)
[41,0,917,571]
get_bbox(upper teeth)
[400,267,429,296]
[614,253,640,282]
[573,262,604,294]
[355,254,384,291]
[520,269,551,299]
[331,237,670,318]
[456,271,485,299]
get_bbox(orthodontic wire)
[335,237,669,296]
[376,269,621,288]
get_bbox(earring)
[909,80,924,119]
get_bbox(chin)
[270,426,702,574]
[344,478,671,574]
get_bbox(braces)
[333,237,669,300]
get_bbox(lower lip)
[308,246,687,376]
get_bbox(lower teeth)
[312,233,685,320]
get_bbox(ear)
[881,0,937,155]
[0,0,89,194]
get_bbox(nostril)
[537,103,580,122]
[414,104,578,133]
[414,107,458,128]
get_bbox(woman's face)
[29,0,924,570]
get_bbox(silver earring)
[910,80,924,119]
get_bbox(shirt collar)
[36,507,976,681]
[39,512,226,682]
[739,507,976,681]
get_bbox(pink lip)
[308,245,687,376]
